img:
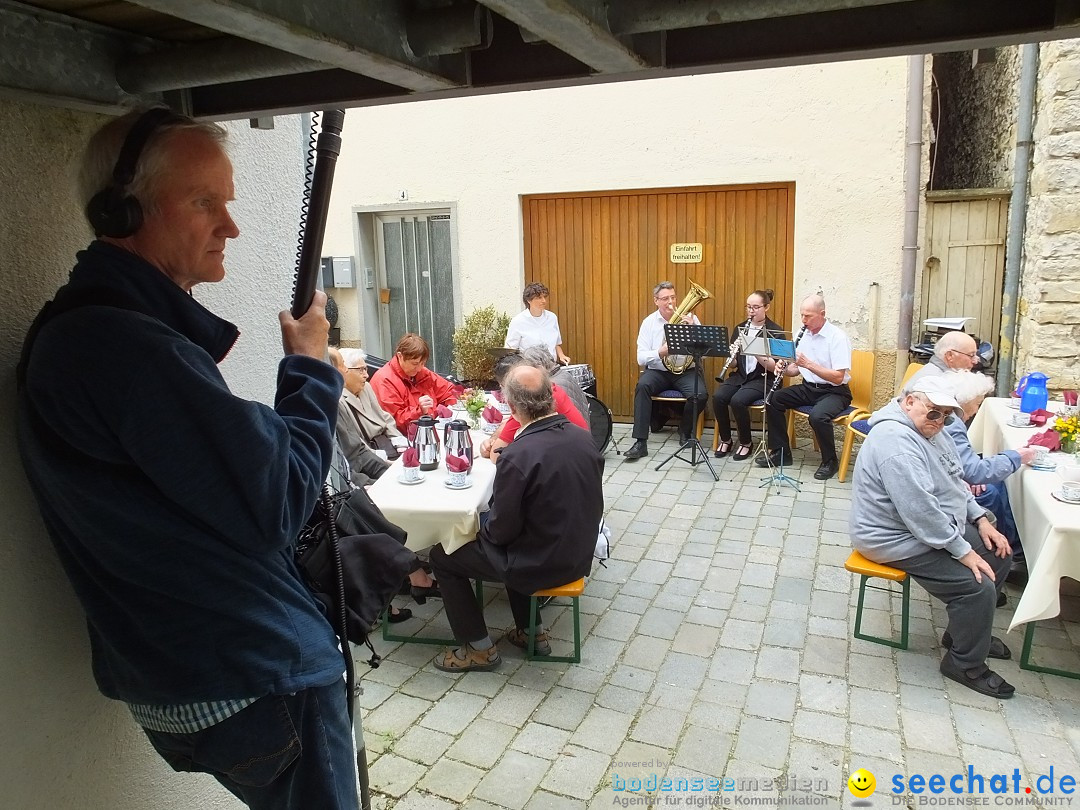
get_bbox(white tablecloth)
[967,398,1080,631]
[367,430,496,554]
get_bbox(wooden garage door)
[522,183,795,421]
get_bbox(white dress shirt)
[797,320,852,385]
[636,309,701,371]
[505,309,563,358]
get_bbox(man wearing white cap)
[850,375,1015,699]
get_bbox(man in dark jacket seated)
[430,364,605,672]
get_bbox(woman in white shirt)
[504,282,570,365]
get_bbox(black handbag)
[296,489,415,652]
[367,431,400,461]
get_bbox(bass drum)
[586,393,616,454]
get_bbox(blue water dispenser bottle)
[1019,372,1049,413]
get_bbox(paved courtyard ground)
[358,424,1080,810]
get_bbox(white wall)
[322,58,910,353]
[0,99,305,810]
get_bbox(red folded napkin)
[402,447,420,467]
[451,383,465,397]
[492,390,506,403]
[446,454,470,473]
[1029,408,1056,427]
[482,404,503,424]
[1027,430,1062,451]
[407,422,418,443]
[435,404,453,418]
[1066,390,1078,407]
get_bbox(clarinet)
[716,317,753,380]
[765,324,808,403]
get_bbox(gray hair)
[927,369,995,405]
[79,108,229,218]
[519,345,559,373]
[801,294,826,312]
[933,330,976,359]
[339,348,367,369]
[504,365,554,422]
[653,281,674,298]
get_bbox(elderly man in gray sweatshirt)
[850,375,1015,699]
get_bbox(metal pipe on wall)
[898,54,925,356]
[997,43,1039,396]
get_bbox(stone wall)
[930,48,1020,190]
[1019,40,1080,392]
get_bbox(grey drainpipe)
[899,55,924,356]
[997,43,1040,396]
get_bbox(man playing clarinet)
[756,294,852,480]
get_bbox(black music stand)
[750,334,800,492]
[655,323,729,481]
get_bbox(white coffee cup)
[402,466,420,482]
[1033,446,1050,465]
[1061,466,1080,500]
[447,470,468,488]
[1010,412,1032,427]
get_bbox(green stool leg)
[381,578,486,647]
[1020,621,1080,680]
[526,595,582,664]
[852,574,910,650]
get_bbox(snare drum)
[564,363,596,391]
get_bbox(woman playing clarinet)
[713,289,783,461]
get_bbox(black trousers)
[632,367,707,441]
[712,377,770,445]
[764,381,852,462]
[429,542,540,644]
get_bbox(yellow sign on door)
[669,242,703,263]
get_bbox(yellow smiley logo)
[848,769,876,798]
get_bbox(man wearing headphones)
[16,110,355,808]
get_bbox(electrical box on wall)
[320,256,356,288]
[332,256,356,288]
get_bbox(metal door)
[376,212,455,376]
[922,192,1009,347]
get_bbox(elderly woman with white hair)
[332,347,407,480]
[933,370,1038,584]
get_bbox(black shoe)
[755,448,793,467]
[410,584,441,605]
[624,440,648,460]
[715,440,733,459]
[814,459,839,480]
[997,590,1008,608]
[387,607,413,624]
[941,631,1011,660]
[939,658,1015,698]
[732,443,754,462]
[678,434,691,445]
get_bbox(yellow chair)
[785,349,876,452]
[845,550,910,649]
[648,383,706,440]
[836,361,923,482]
[526,578,585,663]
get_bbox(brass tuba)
[662,280,712,374]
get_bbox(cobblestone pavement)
[358,425,1080,810]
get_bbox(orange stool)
[528,578,585,663]
[845,551,910,649]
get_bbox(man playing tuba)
[625,281,708,461]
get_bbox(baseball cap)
[906,375,964,416]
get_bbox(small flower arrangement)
[460,388,488,429]
[1054,410,1080,454]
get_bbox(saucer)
[1008,421,1037,429]
[1007,399,1020,410]
[397,472,425,486]
[444,478,473,490]
[1051,488,1080,505]
[1030,462,1058,472]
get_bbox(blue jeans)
[976,481,1024,562]
[143,681,357,810]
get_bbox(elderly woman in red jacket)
[370,333,458,432]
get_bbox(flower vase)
[1062,437,1077,456]
[468,413,481,430]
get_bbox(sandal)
[939,658,1015,698]
[732,443,754,461]
[433,643,502,673]
[941,631,1011,660]
[714,440,732,459]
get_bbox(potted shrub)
[452,305,510,388]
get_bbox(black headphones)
[85,107,184,239]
